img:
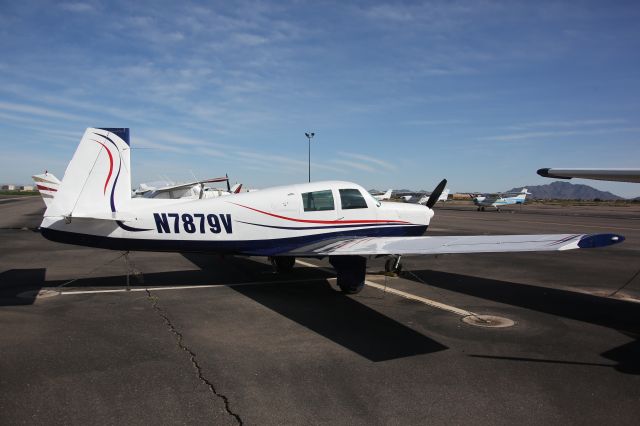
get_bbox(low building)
[1,184,16,190]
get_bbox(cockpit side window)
[339,188,369,209]
[301,190,335,211]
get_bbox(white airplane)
[38,128,624,294]
[135,177,243,199]
[537,168,640,184]
[473,188,530,212]
[412,188,450,205]
[372,189,393,201]
[32,171,61,207]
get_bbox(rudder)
[45,128,132,218]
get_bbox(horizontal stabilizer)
[59,211,138,222]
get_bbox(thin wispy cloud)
[508,118,627,130]
[481,127,640,142]
[331,159,376,172]
[338,152,396,171]
[0,101,86,121]
[59,2,96,13]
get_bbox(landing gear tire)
[480,206,485,212]
[329,255,367,294]
[384,256,402,274]
[270,256,296,273]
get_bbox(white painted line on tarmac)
[57,278,326,295]
[362,280,474,316]
[295,259,473,317]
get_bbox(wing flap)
[285,233,624,256]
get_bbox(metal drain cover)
[462,314,515,328]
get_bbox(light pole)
[305,132,315,182]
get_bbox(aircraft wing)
[478,195,500,203]
[153,176,230,192]
[537,168,640,183]
[285,233,623,256]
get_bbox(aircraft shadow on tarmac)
[184,254,449,362]
[403,269,640,375]
[0,256,448,362]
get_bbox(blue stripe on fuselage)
[40,224,428,256]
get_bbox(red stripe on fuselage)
[230,202,410,225]
[95,141,113,195]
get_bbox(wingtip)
[537,168,551,177]
[577,233,625,249]
[537,168,572,179]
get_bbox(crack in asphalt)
[145,289,243,425]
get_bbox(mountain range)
[506,181,623,200]
[372,181,635,200]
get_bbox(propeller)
[225,173,231,192]
[425,179,447,209]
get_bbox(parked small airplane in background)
[372,189,393,201]
[135,177,243,200]
[473,188,530,212]
[32,171,61,207]
[409,188,450,205]
[38,128,623,294]
[537,168,640,184]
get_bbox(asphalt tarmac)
[1,196,639,425]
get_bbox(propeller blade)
[426,179,447,208]
[226,173,231,192]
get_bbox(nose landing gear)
[384,255,403,274]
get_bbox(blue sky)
[1,0,639,197]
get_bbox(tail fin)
[45,128,131,218]
[231,183,243,194]
[32,171,61,207]
[382,189,392,200]
[517,188,529,198]
[441,188,450,201]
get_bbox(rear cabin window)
[339,189,369,209]
[302,190,335,212]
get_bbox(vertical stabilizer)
[45,128,132,218]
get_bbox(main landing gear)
[384,255,403,274]
[270,255,369,295]
[329,255,367,294]
[269,256,296,273]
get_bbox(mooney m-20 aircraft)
[473,188,530,212]
[38,128,624,294]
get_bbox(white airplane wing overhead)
[286,233,623,256]
[537,168,640,183]
[154,176,229,192]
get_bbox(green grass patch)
[0,190,39,196]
